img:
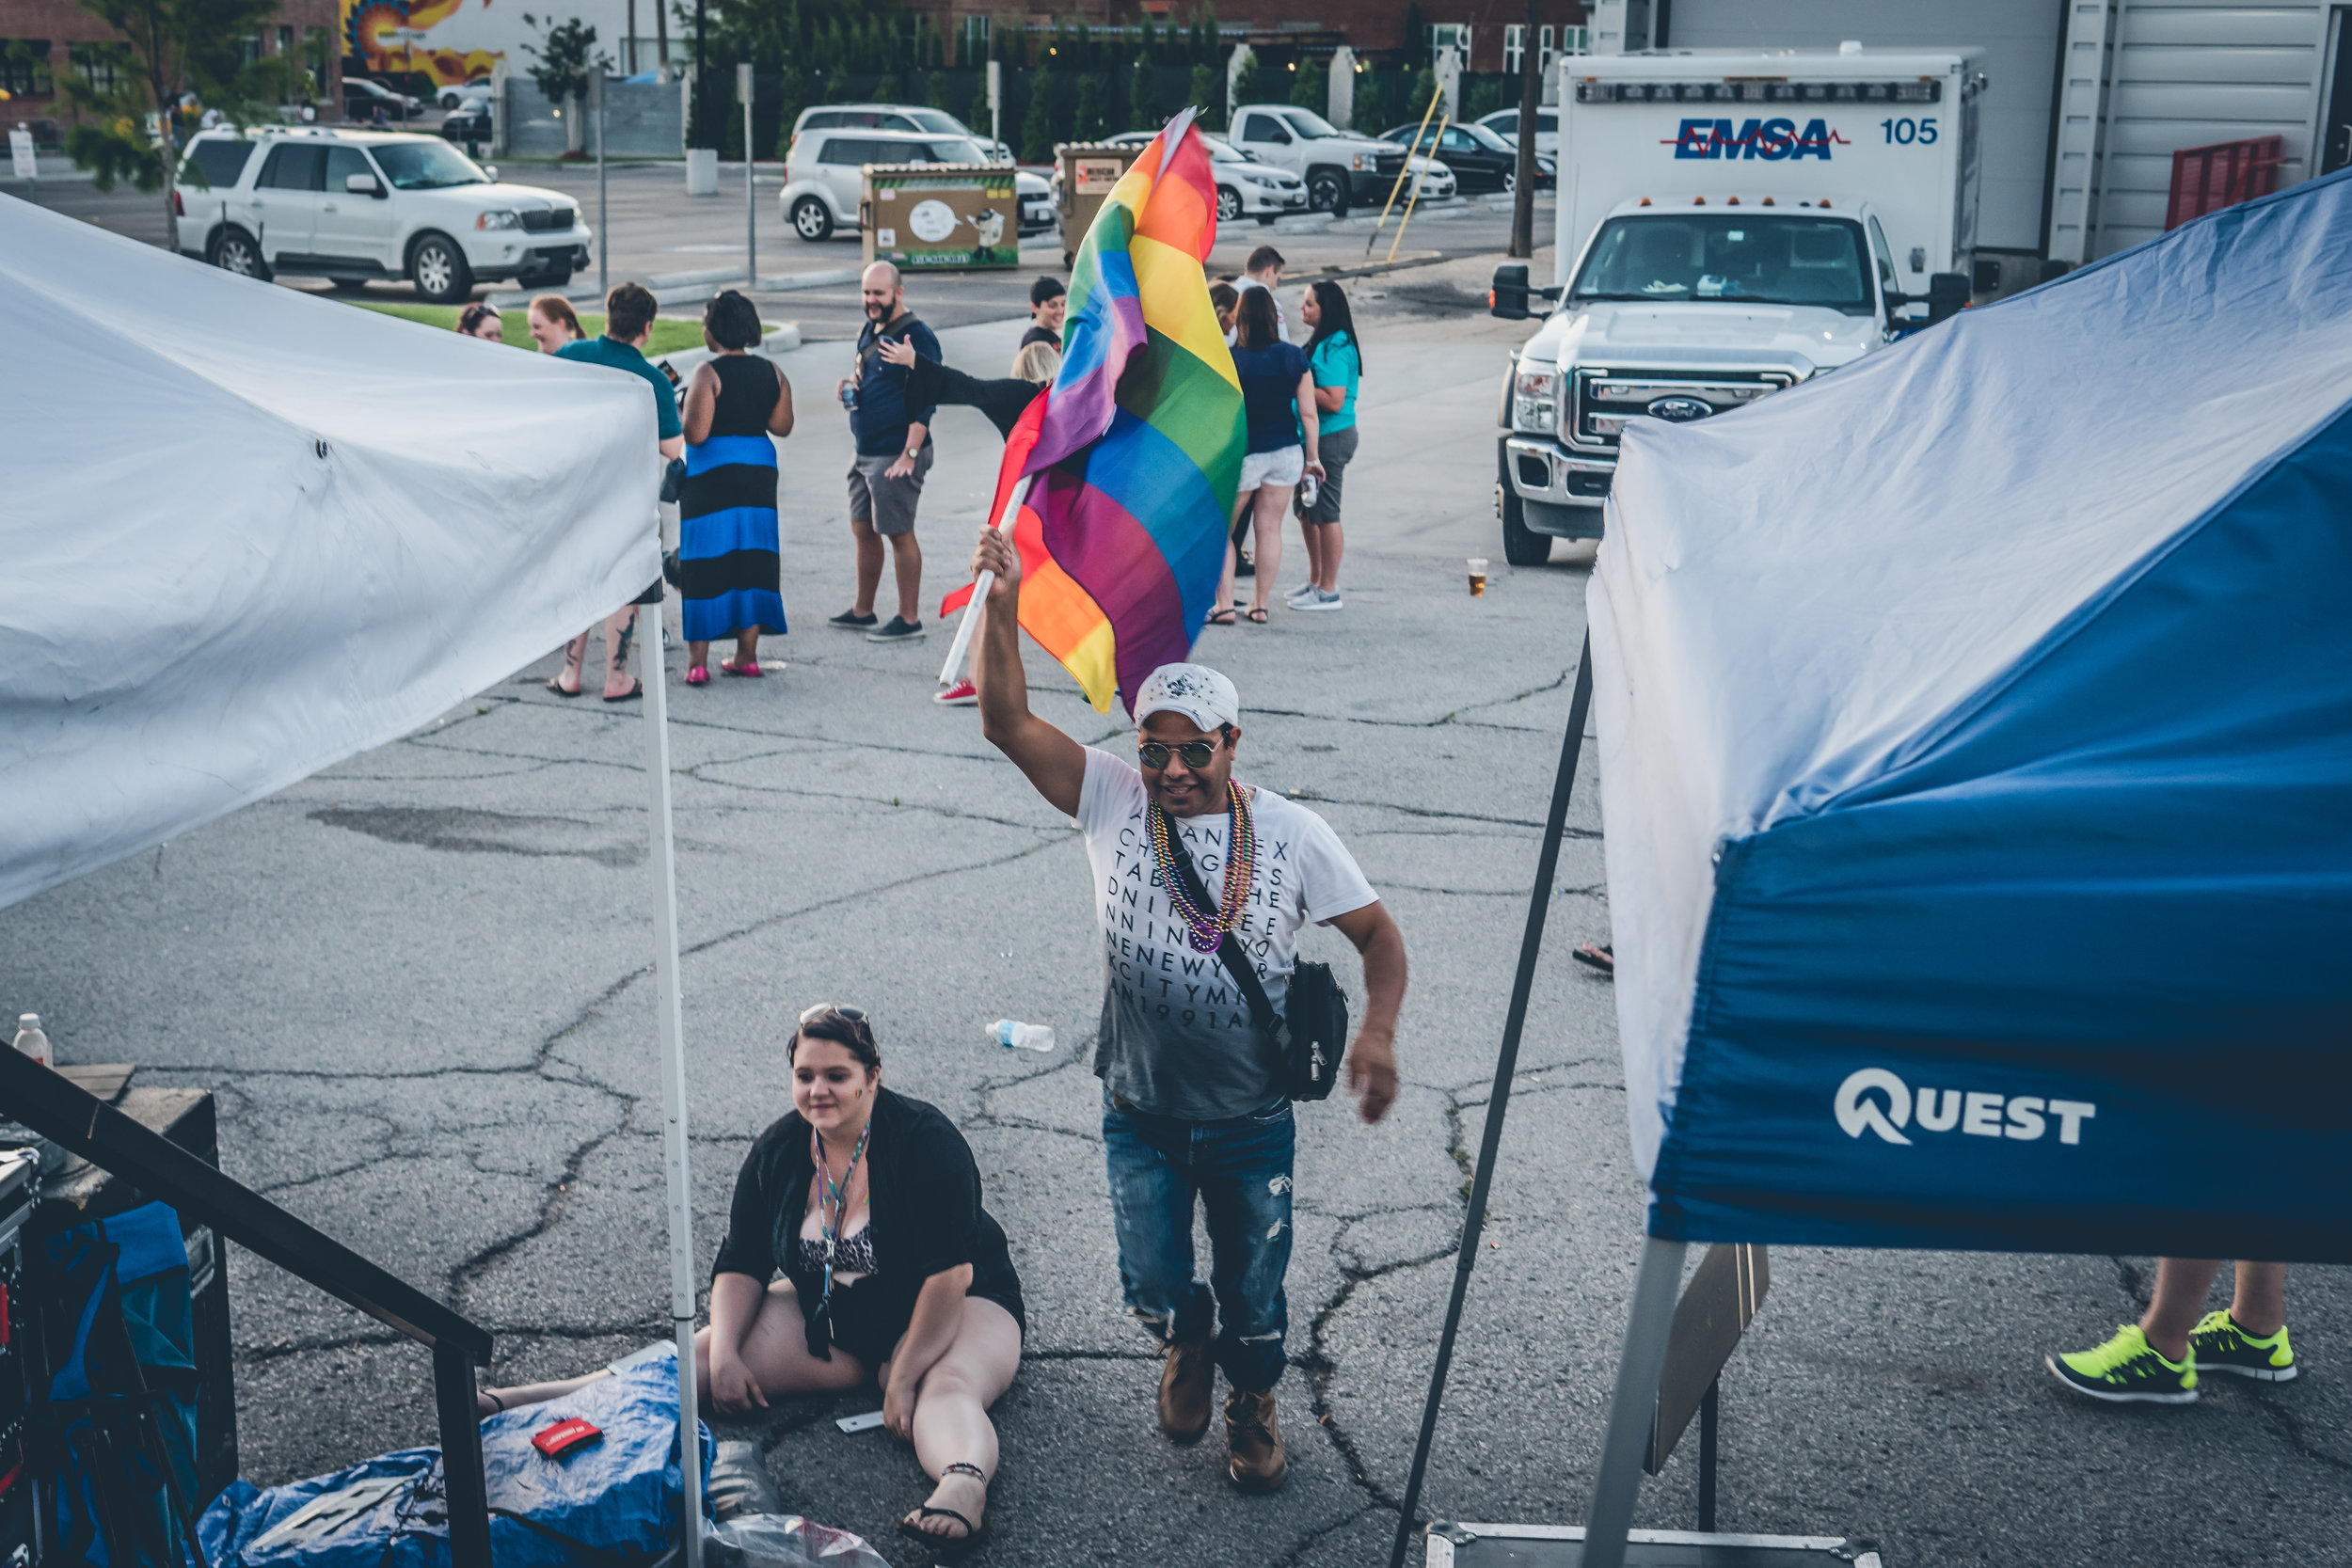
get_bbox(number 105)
[1881,117,1939,145]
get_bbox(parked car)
[1380,120,1551,194]
[437,77,494,111]
[780,126,1049,242]
[1227,104,1406,214]
[1097,129,1309,224]
[342,77,422,122]
[789,103,1013,165]
[173,127,592,302]
[1477,107,1559,158]
[439,106,493,150]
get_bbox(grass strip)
[351,300,707,356]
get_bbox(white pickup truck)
[1490,47,1985,562]
[1227,103,1409,215]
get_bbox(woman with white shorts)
[1215,289,1323,624]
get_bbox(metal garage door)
[1658,0,2065,252]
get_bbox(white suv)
[780,126,1051,243]
[175,127,593,303]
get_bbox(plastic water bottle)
[12,1013,51,1069]
[1298,472,1319,511]
[989,1020,1056,1053]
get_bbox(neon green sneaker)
[2188,1309,2297,1383]
[2046,1323,2198,1404]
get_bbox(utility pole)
[592,68,608,298]
[1509,0,1540,258]
[692,0,707,144]
[739,62,755,290]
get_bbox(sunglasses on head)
[1136,736,1223,770]
[799,1003,868,1025]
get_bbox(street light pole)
[592,68,608,299]
[1509,0,1540,259]
[739,62,755,290]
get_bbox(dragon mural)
[342,0,503,88]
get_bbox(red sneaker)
[933,678,978,706]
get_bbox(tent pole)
[1386,632,1595,1568]
[1581,1236,1688,1568]
[639,600,706,1568]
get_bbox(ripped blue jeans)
[1102,1089,1295,1392]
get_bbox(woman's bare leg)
[735,629,760,667]
[478,1281,866,1417]
[688,640,711,670]
[1247,485,1289,616]
[601,606,638,698]
[892,1297,1022,1544]
[553,633,589,694]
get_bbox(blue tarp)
[199,1345,714,1568]
[1590,167,2352,1260]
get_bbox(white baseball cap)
[1134,663,1241,732]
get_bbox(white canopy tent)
[0,194,706,1565]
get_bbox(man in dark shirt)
[549,281,682,699]
[832,261,939,643]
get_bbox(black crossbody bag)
[1154,813,1350,1101]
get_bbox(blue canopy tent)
[1391,167,2352,1568]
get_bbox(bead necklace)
[1149,782,1255,953]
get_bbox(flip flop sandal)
[1207,609,1237,626]
[602,680,644,703]
[545,677,583,697]
[720,658,763,677]
[685,666,709,686]
[1572,942,1614,975]
[1245,607,1269,624]
[898,1463,989,1561]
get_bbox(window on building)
[70,42,119,95]
[276,25,292,55]
[1430,24,1470,62]
[961,16,990,63]
[241,34,262,68]
[1560,25,1590,57]
[1504,24,1523,76]
[0,40,55,98]
[1539,25,1557,72]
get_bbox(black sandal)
[1572,942,1614,976]
[898,1461,990,1561]
[545,676,583,697]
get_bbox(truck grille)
[519,207,577,233]
[1568,368,1796,449]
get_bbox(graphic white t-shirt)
[1077,747,1378,1119]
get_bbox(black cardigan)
[710,1087,1020,1319]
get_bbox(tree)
[61,0,303,255]
[927,69,952,111]
[1073,74,1105,141]
[969,81,993,143]
[521,13,609,155]
[1020,67,1055,162]
[1130,54,1156,127]
[1187,61,1217,128]
[1290,57,1325,112]
[1407,65,1438,121]
[1229,48,1258,117]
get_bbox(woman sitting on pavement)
[677,290,793,687]
[476,1006,1024,1558]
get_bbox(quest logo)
[1834,1068,2097,1148]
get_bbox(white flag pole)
[936,475,1030,687]
[638,594,704,1568]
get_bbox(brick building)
[0,0,342,138]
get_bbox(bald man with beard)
[833,261,942,643]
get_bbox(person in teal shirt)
[1288,281,1361,612]
[546,281,683,699]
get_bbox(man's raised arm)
[971,527,1088,817]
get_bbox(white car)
[1098,130,1308,224]
[437,78,494,111]
[779,126,1050,243]
[1477,107,1558,158]
[789,103,1013,165]
[175,127,592,302]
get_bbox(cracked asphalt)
[4,289,2346,1567]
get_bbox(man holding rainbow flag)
[961,111,1409,1494]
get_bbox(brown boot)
[1224,1387,1288,1493]
[1157,1330,1214,1444]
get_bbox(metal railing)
[0,1049,496,1567]
[2166,135,2284,231]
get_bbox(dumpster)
[861,164,1021,271]
[1055,142,1143,269]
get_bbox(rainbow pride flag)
[947,109,1243,714]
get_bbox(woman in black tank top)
[678,291,795,685]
